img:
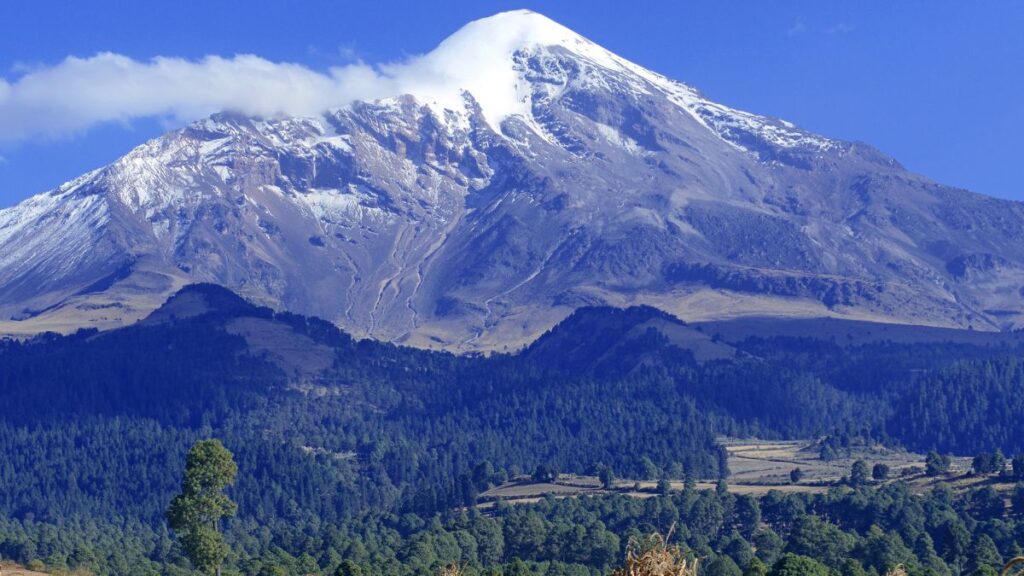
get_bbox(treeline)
[890,357,1024,454]
[5,479,1024,575]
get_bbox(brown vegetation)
[0,561,53,576]
[1003,557,1024,576]
[610,530,699,576]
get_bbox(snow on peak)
[383,10,630,131]
[436,10,621,68]
[392,11,836,154]
[0,10,839,223]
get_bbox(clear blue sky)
[0,0,1022,206]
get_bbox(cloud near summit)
[0,52,412,142]
[0,37,521,143]
[0,11,583,143]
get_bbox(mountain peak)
[143,283,262,325]
[402,10,641,131]
[407,11,834,153]
[441,10,602,56]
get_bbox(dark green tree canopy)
[167,439,238,575]
[768,554,831,576]
[850,460,870,486]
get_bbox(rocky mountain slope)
[2,10,1023,350]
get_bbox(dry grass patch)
[0,561,53,576]
[611,531,698,576]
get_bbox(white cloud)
[0,53,398,142]
[0,10,589,143]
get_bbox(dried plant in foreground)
[439,564,464,576]
[884,566,908,576]
[1003,557,1024,576]
[611,529,699,576]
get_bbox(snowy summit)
[2,10,1024,350]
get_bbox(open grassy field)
[718,438,970,486]
[478,438,976,508]
[0,561,51,576]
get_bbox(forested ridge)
[3,285,1024,574]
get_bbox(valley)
[478,438,976,507]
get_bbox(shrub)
[611,532,698,576]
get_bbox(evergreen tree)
[743,557,768,576]
[926,452,951,477]
[872,463,890,481]
[971,486,1006,520]
[735,495,761,538]
[532,464,558,483]
[967,535,1003,573]
[936,519,971,564]
[838,559,868,576]
[641,457,660,480]
[768,554,830,576]
[657,477,671,496]
[850,460,870,486]
[166,439,238,576]
[973,452,995,475]
[706,555,743,576]
[1013,483,1024,516]
[994,449,1008,474]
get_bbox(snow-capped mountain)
[2,10,1024,350]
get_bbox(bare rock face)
[2,11,1023,350]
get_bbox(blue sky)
[0,1,1022,206]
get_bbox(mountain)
[3,10,1024,350]
[524,305,737,371]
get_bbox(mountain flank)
[2,10,1023,350]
